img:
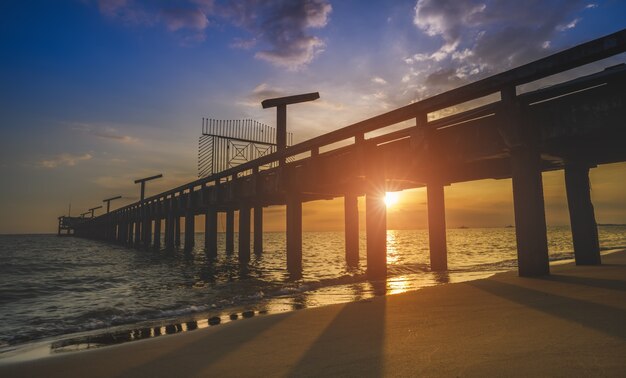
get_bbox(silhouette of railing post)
[565,163,601,265]
[502,86,550,276]
[344,193,359,267]
[239,204,251,263]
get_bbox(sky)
[1,0,625,234]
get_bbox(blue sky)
[1,0,625,233]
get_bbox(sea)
[1,226,625,360]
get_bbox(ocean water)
[1,226,625,357]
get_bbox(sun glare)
[384,192,400,207]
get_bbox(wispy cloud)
[39,153,93,168]
[69,122,138,144]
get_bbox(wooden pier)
[63,30,626,279]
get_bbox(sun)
[384,192,400,207]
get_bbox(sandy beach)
[2,250,625,377]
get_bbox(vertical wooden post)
[502,87,550,277]
[286,195,303,276]
[205,207,218,257]
[254,206,263,255]
[225,209,234,253]
[565,164,601,265]
[427,182,448,271]
[239,205,251,263]
[344,194,359,266]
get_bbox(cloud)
[94,0,332,68]
[69,122,138,144]
[39,153,93,168]
[405,0,589,98]
[223,0,332,70]
[371,77,388,85]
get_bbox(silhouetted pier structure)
[64,30,626,279]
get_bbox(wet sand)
[2,250,625,377]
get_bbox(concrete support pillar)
[286,196,303,277]
[134,217,141,247]
[254,206,263,255]
[204,207,218,257]
[144,218,152,249]
[511,146,550,276]
[174,216,181,247]
[344,194,359,266]
[184,212,195,252]
[427,182,448,271]
[366,187,387,280]
[165,213,174,250]
[239,206,251,263]
[153,218,161,250]
[565,164,601,265]
[127,221,134,246]
[225,210,235,253]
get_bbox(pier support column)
[344,194,359,266]
[511,146,550,276]
[153,218,161,250]
[184,212,195,252]
[174,216,181,247]
[239,206,251,263]
[254,206,263,255]
[165,213,174,250]
[286,195,302,277]
[204,207,218,257]
[427,182,448,271]
[134,217,141,247]
[144,218,152,249]
[366,188,387,280]
[565,164,601,265]
[126,221,133,245]
[225,209,234,254]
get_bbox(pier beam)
[239,206,251,263]
[565,164,601,265]
[204,207,218,257]
[153,217,161,250]
[344,194,359,266]
[254,206,263,255]
[184,212,195,252]
[427,182,448,271]
[225,209,234,254]
[286,196,303,277]
[511,146,550,276]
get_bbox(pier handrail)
[100,28,626,216]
